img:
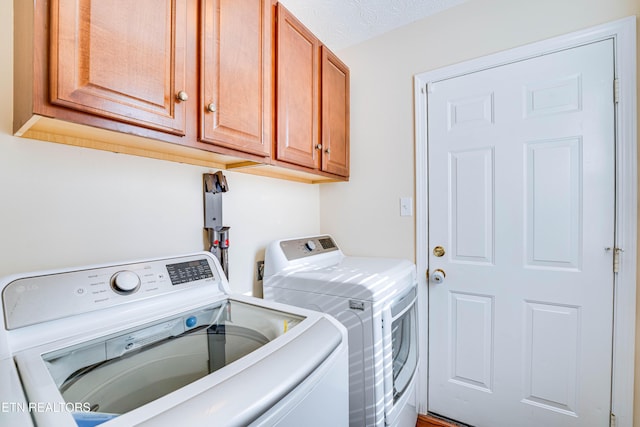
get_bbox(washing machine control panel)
[2,253,223,330]
[279,235,339,261]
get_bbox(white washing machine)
[0,252,349,427]
[263,235,419,427]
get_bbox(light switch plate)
[400,197,413,216]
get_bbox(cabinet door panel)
[275,4,320,169]
[201,0,273,157]
[50,0,187,135]
[321,47,350,177]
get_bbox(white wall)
[0,0,320,296]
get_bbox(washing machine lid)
[265,256,416,301]
[14,295,344,427]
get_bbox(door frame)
[414,17,637,426]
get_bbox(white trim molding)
[414,16,637,426]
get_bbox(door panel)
[449,292,494,391]
[449,148,494,263]
[50,0,187,135]
[522,301,579,415]
[427,40,614,427]
[526,138,582,268]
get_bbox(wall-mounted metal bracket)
[204,172,230,278]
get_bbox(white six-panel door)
[427,39,615,427]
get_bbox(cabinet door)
[50,0,188,135]
[321,47,350,177]
[201,0,273,157]
[275,4,320,169]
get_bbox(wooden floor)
[417,414,466,427]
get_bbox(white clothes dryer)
[263,235,419,427]
[0,252,349,427]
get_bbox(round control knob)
[305,240,317,251]
[111,271,140,294]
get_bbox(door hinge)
[613,247,624,273]
[614,78,620,103]
[607,247,624,272]
[610,412,616,427]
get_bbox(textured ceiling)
[277,0,467,51]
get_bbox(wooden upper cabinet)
[201,0,274,157]
[49,0,188,135]
[275,3,320,170]
[14,0,347,182]
[321,46,350,177]
[274,4,349,178]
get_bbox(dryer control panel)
[1,253,225,330]
[279,235,339,261]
